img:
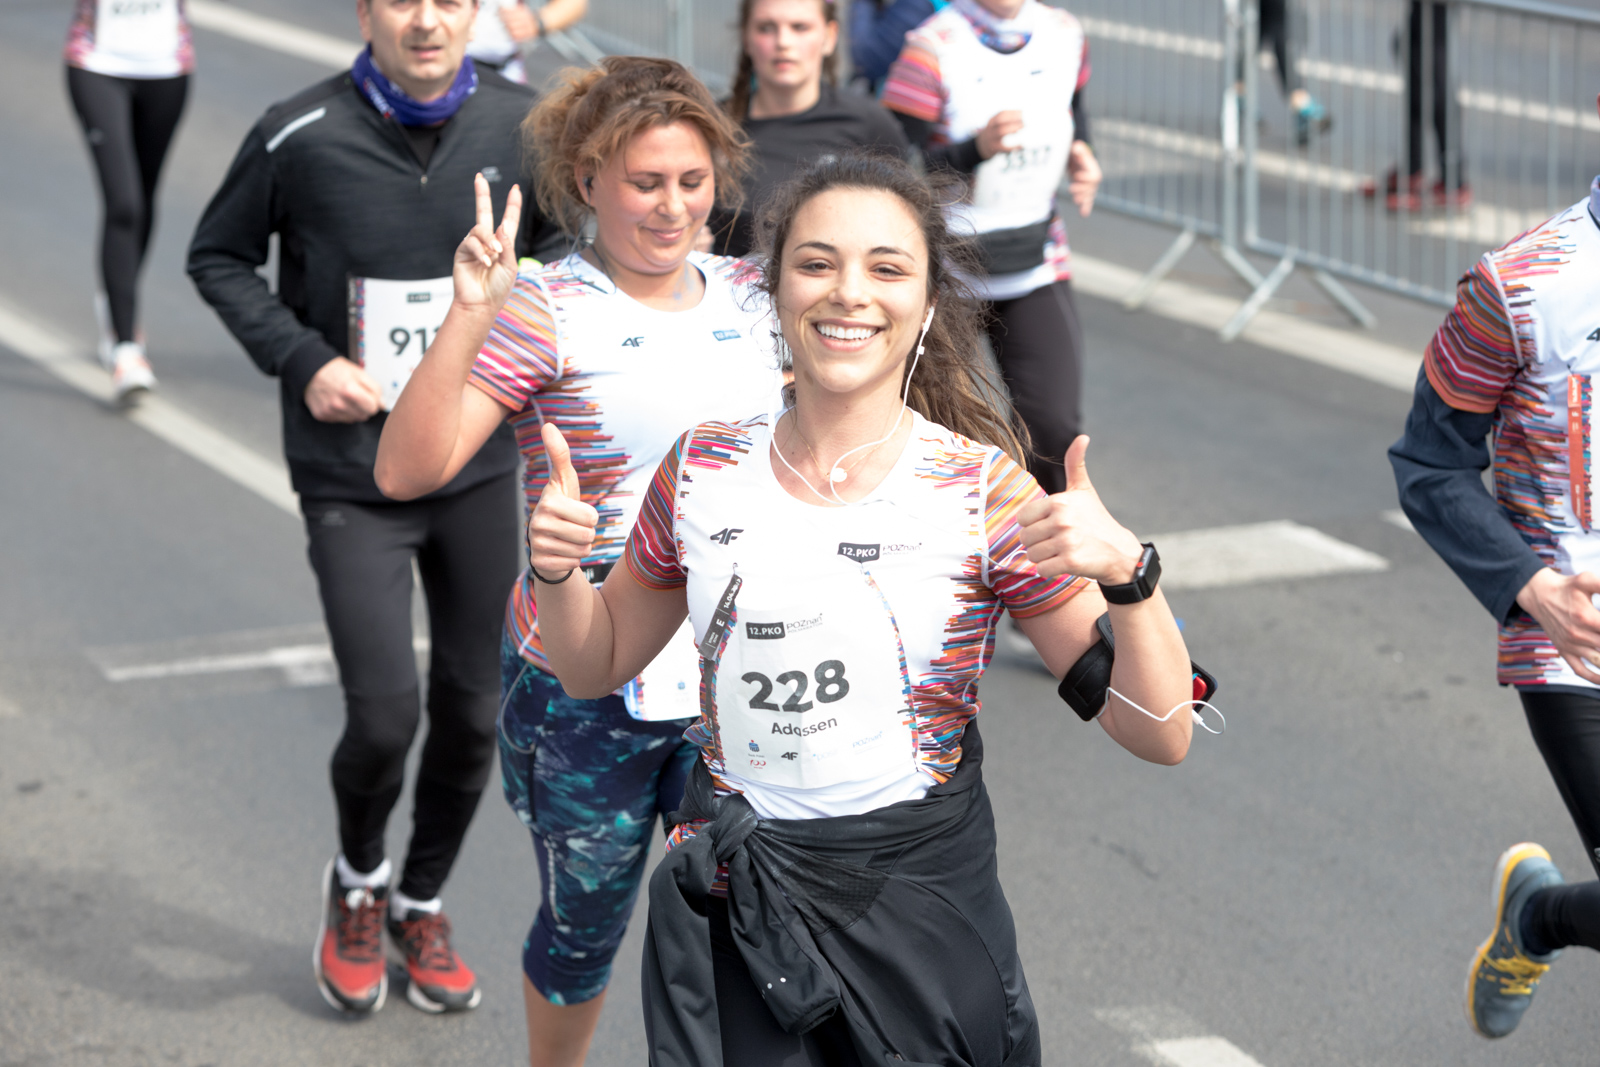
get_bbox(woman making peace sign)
[529,152,1194,1065]
[377,57,776,1067]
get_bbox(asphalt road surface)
[3,2,1599,1065]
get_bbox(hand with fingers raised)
[1017,436,1146,587]
[452,173,524,316]
[528,422,598,583]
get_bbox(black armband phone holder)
[1057,613,1219,722]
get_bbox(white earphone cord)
[1105,686,1226,735]
[775,307,936,507]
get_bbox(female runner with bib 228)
[376,58,777,1067]
[528,153,1194,1065]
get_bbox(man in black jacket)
[189,0,562,1017]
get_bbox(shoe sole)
[386,939,482,1014]
[313,858,387,1015]
[1464,841,1547,1038]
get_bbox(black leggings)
[302,472,520,901]
[987,279,1084,496]
[66,66,188,345]
[1403,1,1463,187]
[1257,0,1302,98]
[1516,690,1600,954]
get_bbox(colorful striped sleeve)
[1423,257,1518,415]
[880,34,944,123]
[625,433,688,591]
[468,275,560,413]
[983,450,1088,617]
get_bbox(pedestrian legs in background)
[302,472,519,1014]
[1465,690,1600,1038]
[1363,0,1468,211]
[985,279,1084,496]
[1257,0,1330,146]
[65,66,187,403]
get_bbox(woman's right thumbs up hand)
[528,422,598,579]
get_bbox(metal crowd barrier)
[1236,0,1600,335]
[570,0,742,92]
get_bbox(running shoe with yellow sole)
[1465,842,1563,1038]
[388,908,482,1013]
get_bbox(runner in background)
[1257,0,1331,147]
[1389,123,1600,1038]
[64,0,192,403]
[376,57,778,1067]
[881,0,1099,496]
[848,0,941,94]
[709,0,909,258]
[1363,0,1468,210]
[189,0,561,1019]
[525,152,1194,1064]
[467,0,589,85]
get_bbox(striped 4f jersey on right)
[1424,179,1600,686]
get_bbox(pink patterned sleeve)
[984,451,1088,618]
[625,434,688,591]
[881,35,945,124]
[1423,258,1518,415]
[467,275,560,413]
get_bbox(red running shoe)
[1433,181,1474,210]
[388,908,482,1013]
[313,858,389,1013]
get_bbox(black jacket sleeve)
[187,127,340,403]
[1388,365,1546,623]
[893,111,984,174]
[1072,88,1091,147]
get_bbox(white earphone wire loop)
[773,306,936,507]
[1104,685,1226,735]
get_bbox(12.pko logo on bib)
[837,542,880,563]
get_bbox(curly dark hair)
[752,151,1030,465]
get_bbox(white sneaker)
[110,341,156,404]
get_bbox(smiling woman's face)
[583,121,715,276]
[777,187,931,402]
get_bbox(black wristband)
[532,566,574,584]
[1099,543,1160,605]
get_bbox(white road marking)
[1140,1036,1270,1067]
[186,0,360,69]
[1096,1006,1270,1067]
[89,627,431,688]
[0,298,299,516]
[1156,520,1389,591]
[1071,253,1423,393]
[1381,508,1416,532]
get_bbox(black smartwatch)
[1098,543,1160,605]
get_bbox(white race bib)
[970,113,1072,214]
[714,569,916,790]
[96,0,180,62]
[348,276,453,410]
[622,617,701,722]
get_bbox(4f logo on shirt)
[621,336,644,347]
[1588,328,1600,342]
[710,528,743,544]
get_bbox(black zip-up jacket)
[644,723,1041,1066]
[188,68,566,502]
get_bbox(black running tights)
[1517,689,1600,954]
[65,66,188,344]
[987,279,1084,496]
[1403,1,1464,187]
[302,472,520,901]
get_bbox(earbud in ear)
[922,306,935,330]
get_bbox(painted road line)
[1156,520,1389,591]
[187,0,360,69]
[1140,1036,1269,1067]
[1381,508,1416,532]
[1095,1006,1269,1067]
[1071,253,1423,394]
[87,625,431,688]
[0,298,299,516]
